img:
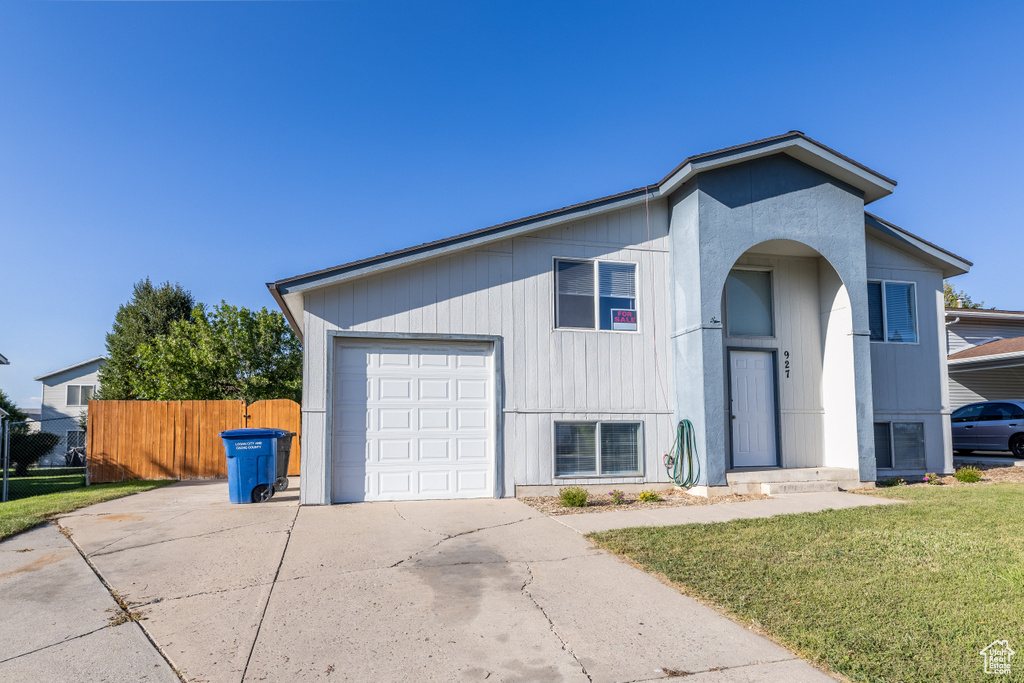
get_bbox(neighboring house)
[268,131,971,504]
[33,356,106,468]
[0,352,8,365]
[946,308,1024,409]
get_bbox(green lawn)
[0,480,176,540]
[590,484,1024,682]
[6,472,87,500]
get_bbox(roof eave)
[658,133,897,204]
[865,214,972,278]
[947,351,1024,370]
[268,282,304,345]
[33,356,107,382]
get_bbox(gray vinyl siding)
[949,367,1024,408]
[37,362,102,468]
[865,236,949,472]
[947,320,1024,355]
[301,203,675,502]
[39,364,102,422]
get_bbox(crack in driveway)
[520,562,593,682]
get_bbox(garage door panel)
[419,409,451,430]
[379,440,412,462]
[457,409,488,429]
[456,470,489,495]
[332,340,495,502]
[418,470,452,494]
[379,409,412,430]
[418,440,451,461]
[378,379,412,400]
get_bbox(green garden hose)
[664,420,701,488]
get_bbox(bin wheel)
[274,476,289,492]
[251,484,273,503]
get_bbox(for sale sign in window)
[611,309,637,331]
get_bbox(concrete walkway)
[0,481,862,683]
[554,490,901,534]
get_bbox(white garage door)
[332,340,495,502]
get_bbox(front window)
[67,385,95,406]
[868,280,918,343]
[555,259,637,331]
[726,269,774,337]
[555,421,642,476]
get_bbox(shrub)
[609,489,626,505]
[878,477,907,488]
[637,489,661,502]
[923,472,942,485]
[559,486,589,507]
[954,466,982,483]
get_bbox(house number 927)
[784,350,791,378]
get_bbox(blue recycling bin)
[219,428,290,504]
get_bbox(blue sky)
[1,1,1022,408]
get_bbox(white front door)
[730,350,777,467]
[332,340,495,502]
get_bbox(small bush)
[878,477,907,488]
[923,472,942,485]
[954,466,982,483]
[559,486,589,507]
[609,489,626,505]
[637,489,661,502]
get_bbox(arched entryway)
[717,239,860,472]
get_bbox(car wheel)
[1011,435,1024,458]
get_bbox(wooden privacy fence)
[87,399,301,483]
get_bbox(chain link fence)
[2,416,88,502]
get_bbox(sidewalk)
[552,491,901,534]
[0,522,179,682]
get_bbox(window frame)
[66,384,95,407]
[867,279,919,345]
[873,420,926,471]
[553,420,644,478]
[553,257,639,333]
[725,267,776,339]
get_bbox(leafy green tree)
[0,389,59,475]
[0,388,28,425]
[943,282,985,309]
[133,303,301,404]
[97,278,196,399]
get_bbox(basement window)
[867,280,918,344]
[554,422,642,476]
[874,421,925,470]
[555,259,637,331]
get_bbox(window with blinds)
[554,421,643,476]
[874,421,926,470]
[598,262,636,330]
[556,260,595,329]
[867,280,918,344]
[555,259,637,331]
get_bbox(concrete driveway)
[1,481,837,682]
